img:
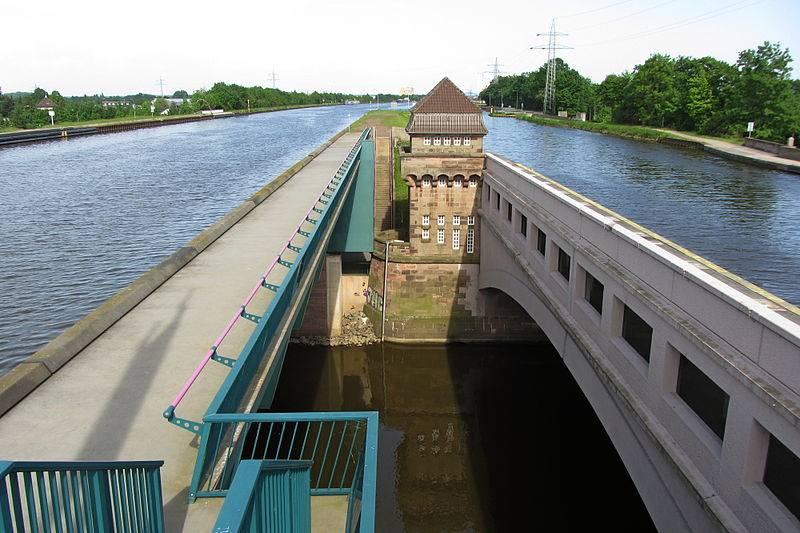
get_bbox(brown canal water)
[269,342,655,532]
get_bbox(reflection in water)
[270,343,655,532]
[484,115,800,304]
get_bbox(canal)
[0,104,374,374]
[1,107,798,375]
[484,114,800,306]
[271,342,655,531]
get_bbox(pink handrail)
[165,137,363,417]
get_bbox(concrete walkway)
[663,129,800,174]
[0,132,361,531]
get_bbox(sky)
[2,0,799,97]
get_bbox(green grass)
[499,113,682,142]
[350,110,410,130]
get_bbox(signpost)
[747,121,755,138]
[47,110,54,126]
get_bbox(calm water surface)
[484,114,800,305]
[0,105,374,373]
[272,343,655,532]
[1,108,799,373]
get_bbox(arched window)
[433,137,441,146]
[422,175,432,188]
[463,137,471,146]
[454,174,464,188]
[469,175,479,188]
[443,137,451,146]
[437,175,448,188]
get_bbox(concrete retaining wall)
[0,125,355,416]
[482,153,800,532]
[744,137,800,161]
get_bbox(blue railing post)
[89,468,114,531]
[0,462,13,532]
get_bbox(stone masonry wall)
[366,255,542,342]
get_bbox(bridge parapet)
[481,152,800,532]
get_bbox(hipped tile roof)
[406,77,487,135]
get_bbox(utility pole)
[268,68,279,89]
[156,77,166,97]
[485,57,504,82]
[532,19,571,115]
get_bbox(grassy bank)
[494,112,682,142]
[0,103,336,134]
[349,110,410,130]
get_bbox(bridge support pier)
[294,254,344,338]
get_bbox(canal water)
[271,342,655,532]
[1,106,799,374]
[484,114,800,306]
[0,104,374,374]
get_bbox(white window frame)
[437,215,445,226]
[467,228,475,253]
[452,229,460,250]
[433,137,441,146]
[443,137,451,146]
[422,214,430,226]
[463,137,471,146]
[454,177,462,187]
[423,137,431,146]
[467,215,475,226]
[422,228,430,240]
[437,228,445,244]
[469,176,477,187]
[438,176,447,188]
[452,215,461,225]
[453,137,462,146]
[422,176,431,188]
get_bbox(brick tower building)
[401,78,487,259]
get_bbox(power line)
[574,0,763,48]
[558,0,636,19]
[567,0,678,32]
[484,57,505,81]
[531,20,572,115]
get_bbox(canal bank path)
[0,131,362,531]
[661,129,800,174]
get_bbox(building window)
[486,184,491,200]
[437,215,445,226]
[520,214,527,237]
[622,305,652,362]
[464,137,471,146]
[422,176,431,188]
[557,247,571,281]
[764,434,800,521]
[423,137,431,146]
[676,354,729,440]
[495,192,500,210]
[536,229,547,255]
[422,214,430,226]
[467,215,475,226]
[433,137,441,146]
[453,137,462,146]
[584,271,604,314]
[469,176,477,187]
[438,176,447,188]
[453,215,461,225]
[454,176,462,187]
[443,137,451,146]
[467,228,475,253]
[506,202,512,222]
[452,229,460,249]
[421,228,430,240]
[437,228,445,244]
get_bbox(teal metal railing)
[212,460,312,533]
[164,128,371,434]
[0,460,164,533]
[191,412,378,532]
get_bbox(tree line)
[480,41,800,142]
[0,83,413,129]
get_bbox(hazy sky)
[3,0,799,97]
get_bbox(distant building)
[36,97,54,111]
[101,100,131,108]
[400,77,487,259]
